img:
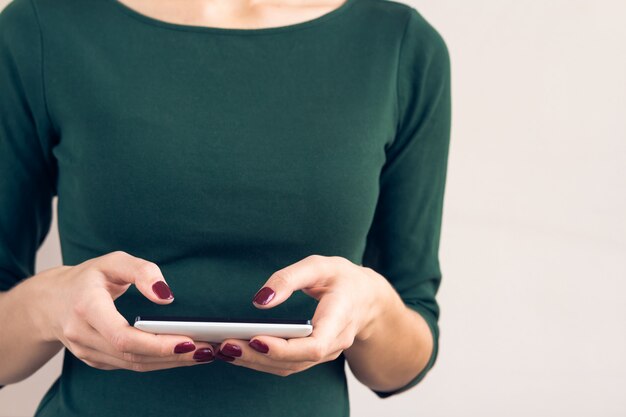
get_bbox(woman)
[0,0,451,415]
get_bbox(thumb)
[252,255,336,309]
[93,250,175,304]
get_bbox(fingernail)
[249,339,269,354]
[192,348,214,362]
[152,281,174,300]
[174,341,195,354]
[221,343,242,357]
[253,287,275,305]
[215,351,235,362]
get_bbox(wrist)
[19,267,66,343]
[354,267,404,343]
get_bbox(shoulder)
[0,0,43,63]
[358,0,415,14]
[357,0,448,55]
[389,2,451,137]
[0,0,38,36]
[1,0,88,34]
[394,2,449,61]
[353,0,415,33]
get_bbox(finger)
[72,344,214,371]
[218,338,316,367]
[214,339,309,374]
[82,288,200,357]
[93,250,174,304]
[74,320,215,363]
[307,292,351,345]
[245,294,351,363]
[252,255,346,308]
[225,354,311,376]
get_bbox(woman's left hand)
[212,254,392,375]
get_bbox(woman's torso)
[25,0,413,415]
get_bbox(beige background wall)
[1,0,625,416]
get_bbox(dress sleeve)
[0,0,58,292]
[360,7,451,398]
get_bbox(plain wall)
[1,0,625,416]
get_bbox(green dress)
[0,0,451,415]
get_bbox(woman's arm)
[348,6,451,397]
[341,267,434,393]
[205,255,436,396]
[0,252,221,386]
[0,0,65,385]
[0,269,65,385]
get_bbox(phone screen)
[134,315,311,325]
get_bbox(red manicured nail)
[249,339,269,354]
[253,287,275,305]
[215,351,235,362]
[152,281,174,300]
[193,348,214,362]
[174,341,195,354]
[221,343,242,357]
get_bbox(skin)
[0,0,434,394]
[0,250,433,393]
[0,251,216,385]
[117,0,352,29]
[212,255,433,392]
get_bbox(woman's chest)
[48,32,398,262]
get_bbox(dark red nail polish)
[152,281,174,300]
[215,351,235,362]
[253,287,275,305]
[249,339,269,354]
[174,341,195,354]
[193,348,214,362]
[221,343,242,357]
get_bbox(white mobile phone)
[133,315,313,343]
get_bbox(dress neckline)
[108,0,358,35]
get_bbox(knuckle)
[332,256,352,271]
[270,271,291,288]
[130,362,147,372]
[287,363,304,372]
[110,250,130,260]
[307,254,324,262]
[330,255,345,263]
[98,250,130,266]
[72,300,88,318]
[340,338,354,351]
[158,343,172,358]
[175,353,189,362]
[361,265,375,275]
[307,254,331,268]
[72,346,88,361]
[299,362,314,372]
[63,323,81,343]
[111,334,129,352]
[309,343,325,361]
[276,369,292,377]
[123,351,140,363]
[137,261,161,279]
[82,262,101,275]
[83,360,102,369]
[77,258,95,271]
[329,350,342,360]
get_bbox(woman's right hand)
[31,250,215,371]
